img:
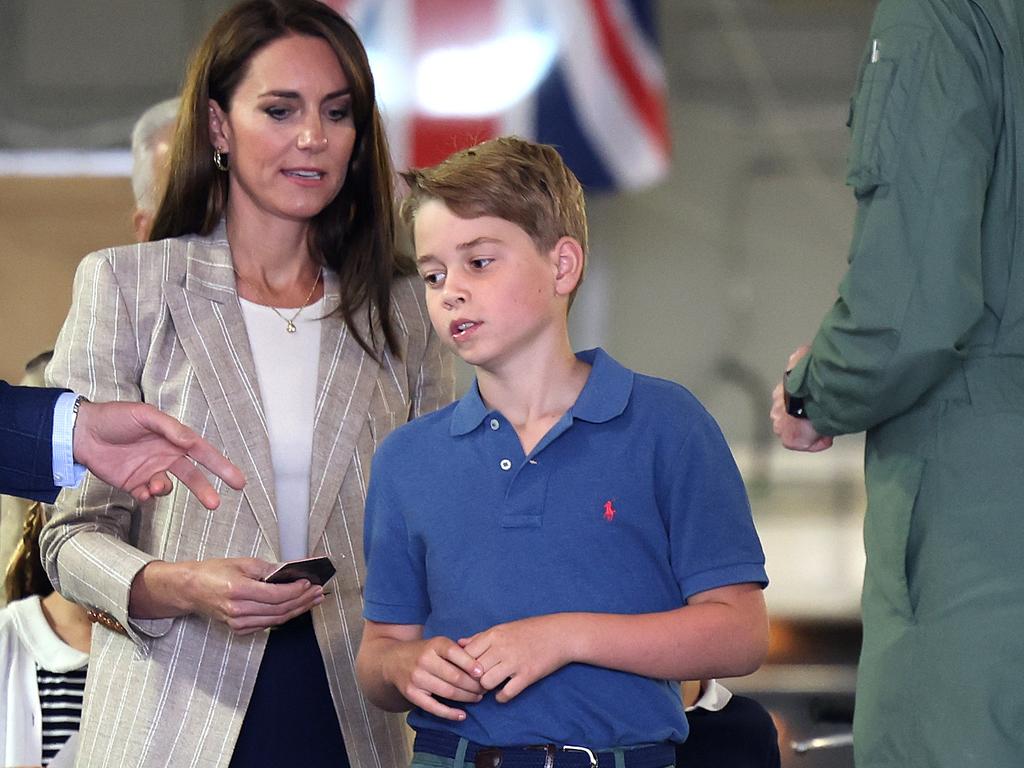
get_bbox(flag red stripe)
[412,119,500,168]
[589,0,670,154]
[410,0,500,167]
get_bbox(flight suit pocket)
[863,453,926,622]
[846,28,932,194]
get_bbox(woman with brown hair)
[40,2,452,766]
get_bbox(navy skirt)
[230,611,350,767]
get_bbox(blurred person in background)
[771,1,1024,765]
[0,502,90,768]
[677,679,780,768]
[1,352,55,606]
[130,97,179,242]
[40,1,451,767]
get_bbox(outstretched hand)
[73,400,245,509]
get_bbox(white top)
[240,295,323,561]
[0,595,89,767]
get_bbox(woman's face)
[209,33,357,226]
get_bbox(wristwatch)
[783,370,808,419]
[71,394,89,437]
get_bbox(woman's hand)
[130,558,323,634]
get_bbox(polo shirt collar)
[449,347,633,436]
[571,348,634,423]
[450,382,490,436]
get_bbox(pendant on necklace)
[286,321,297,333]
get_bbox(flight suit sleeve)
[787,2,1001,435]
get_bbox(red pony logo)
[603,500,616,522]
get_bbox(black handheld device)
[262,556,336,586]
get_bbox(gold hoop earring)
[213,148,229,172]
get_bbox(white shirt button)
[499,458,512,471]
[489,418,500,430]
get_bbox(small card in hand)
[262,556,336,586]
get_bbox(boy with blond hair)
[356,137,768,768]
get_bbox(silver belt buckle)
[561,745,598,768]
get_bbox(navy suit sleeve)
[0,380,70,503]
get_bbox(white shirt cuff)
[52,392,87,488]
[686,678,733,713]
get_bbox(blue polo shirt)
[363,348,767,748]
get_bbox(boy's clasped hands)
[385,615,573,720]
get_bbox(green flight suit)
[786,1,1024,765]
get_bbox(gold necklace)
[234,265,323,334]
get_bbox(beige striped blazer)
[40,225,453,768]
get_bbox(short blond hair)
[401,136,588,304]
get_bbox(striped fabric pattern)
[40,225,454,768]
[38,665,87,766]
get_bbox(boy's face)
[413,199,570,371]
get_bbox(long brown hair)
[4,503,53,603]
[150,0,406,360]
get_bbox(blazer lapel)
[306,268,381,552]
[163,229,280,556]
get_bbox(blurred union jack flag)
[334,0,670,192]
